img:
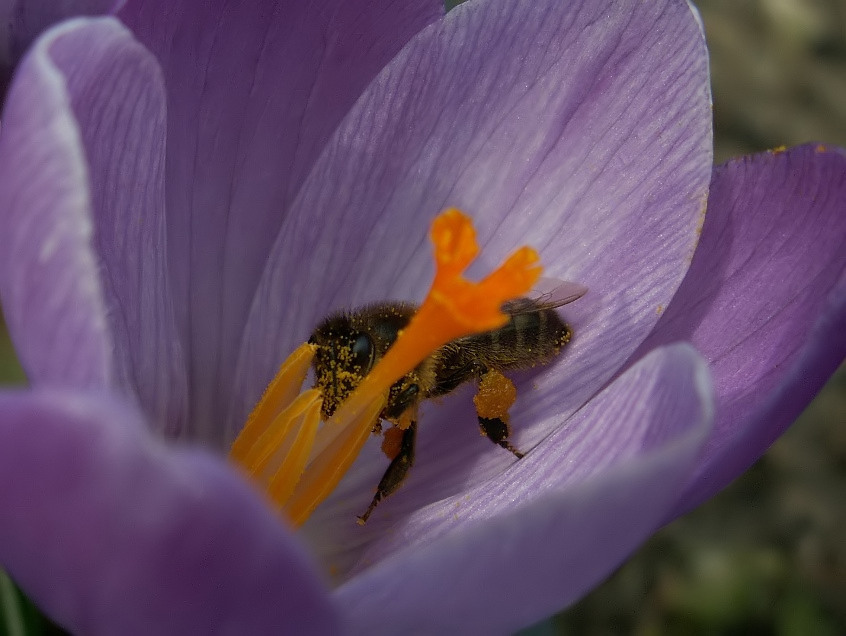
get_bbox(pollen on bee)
[473,369,517,421]
[381,426,405,460]
[229,208,543,526]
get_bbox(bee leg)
[478,417,524,459]
[474,369,524,459]
[357,419,417,525]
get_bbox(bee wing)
[503,277,588,313]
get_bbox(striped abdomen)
[428,304,572,397]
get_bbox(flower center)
[229,208,542,526]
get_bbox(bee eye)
[350,332,375,372]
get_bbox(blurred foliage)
[701,0,846,162]
[1,570,67,636]
[0,314,25,386]
[2,0,845,634]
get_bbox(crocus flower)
[0,0,843,633]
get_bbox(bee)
[308,281,586,524]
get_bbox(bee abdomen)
[481,309,571,369]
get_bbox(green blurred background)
[2,0,845,634]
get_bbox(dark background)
[1,1,845,634]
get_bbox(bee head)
[308,315,376,417]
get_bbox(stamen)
[243,389,321,478]
[266,394,322,505]
[230,342,316,464]
[283,395,386,526]
[230,208,543,526]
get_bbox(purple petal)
[238,0,710,497]
[117,0,444,442]
[334,344,712,633]
[0,18,187,435]
[0,388,337,635]
[4,0,123,63]
[634,144,846,516]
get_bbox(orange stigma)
[229,208,542,526]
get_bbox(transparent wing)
[503,277,588,314]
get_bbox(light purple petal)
[633,144,846,516]
[0,388,337,635]
[0,18,187,435]
[334,344,712,633]
[117,0,444,442]
[239,0,711,518]
[238,0,712,428]
[0,20,115,390]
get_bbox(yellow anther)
[230,342,316,464]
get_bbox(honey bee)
[308,281,586,524]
